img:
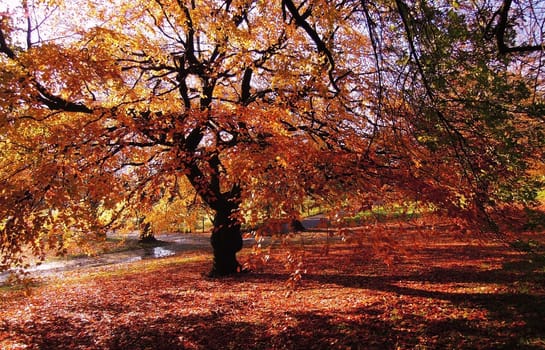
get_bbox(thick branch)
[240,67,252,104]
[282,0,339,92]
[0,28,16,59]
[496,0,543,54]
[35,84,93,113]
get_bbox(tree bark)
[183,144,244,277]
[208,204,243,277]
[139,222,157,243]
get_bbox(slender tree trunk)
[139,222,157,243]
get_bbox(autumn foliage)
[1,0,545,273]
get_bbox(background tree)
[1,0,544,275]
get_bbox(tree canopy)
[1,0,544,274]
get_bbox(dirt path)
[0,233,214,284]
[0,215,331,284]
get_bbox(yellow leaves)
[146,199,193,233]
[275,155,287,168]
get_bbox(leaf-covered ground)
[1,224,544,349]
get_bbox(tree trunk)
[183,154,243,277]
[208,207,243,277]
[139,222,157,243]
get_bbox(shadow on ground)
[2,237,544,349]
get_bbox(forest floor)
[1,218,545,349]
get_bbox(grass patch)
[343,202,427,225]
[51,253,210,287]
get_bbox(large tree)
[1,0,544,275]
